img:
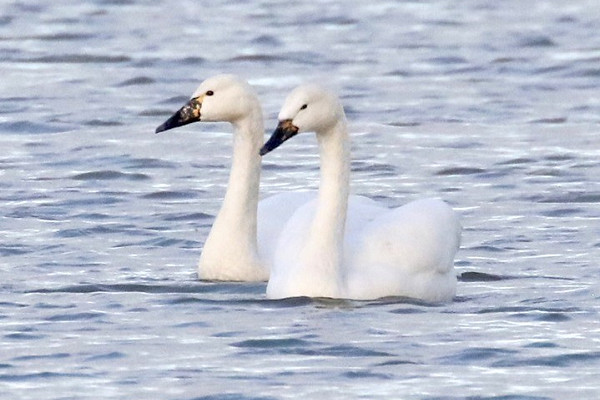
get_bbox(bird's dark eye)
[300,104,307,110]
[206,90,214,96]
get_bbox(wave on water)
[26,282,262,295]
[231,337,394,358]
[116,76,156,87]
[0,120,72,134]
[70,170,151,181]
[19,54,131,64]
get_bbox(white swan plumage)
[155,74,311,281]
[260,84,461,302]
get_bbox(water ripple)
[12,353,70,362]
[83,119,123,127]
[70,170,150,181]
[459,272,504,282]
[436,167,486,176]
[45,312,106,322]
[117,76,156,86]
[190,394,277,400]
[0,245,30,256]
[0,121,70,134]
[56,223,137,238]
[3,33,95,41]
[141,190,200,200]
[439,347,518,365]
[84,352,126,362]
[4,332,47,340]
[21,54,131,63]
[518,35,556,48]
[529,192,600,203]
[231,339,394,358]
[0,372,97,382]
[27,283,261,295]
[492,351,600,368]
[160,212,212,222]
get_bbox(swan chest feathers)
[265,195,385,299]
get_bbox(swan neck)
[308,118,350,278]
[317,119,350,214]
[212,105,263,250]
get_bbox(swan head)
[260,83,344,156]
[156,74,258,133]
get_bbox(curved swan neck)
[306,117,350,281]
[315,118,350,227]
[200,100,265,279]
[219,105,264,234]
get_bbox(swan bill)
[260,119,299,156]
[155,97,203,134]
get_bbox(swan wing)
[358,198,461,274]
[347,198,461,301]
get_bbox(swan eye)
[300,104,308,110]
[206,90,214,96]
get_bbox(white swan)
[156,75,312,281]
[260,84,461,302]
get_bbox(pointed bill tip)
[155,123,167,134]
[154,110,183,134]
[259,144,272,156]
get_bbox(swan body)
[260,84,461,301]
[155,75,309,281]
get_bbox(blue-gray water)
[1,0,599,399]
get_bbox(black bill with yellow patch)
[260,119,299,156]
[155,97,203,134]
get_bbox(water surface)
[1,0,599,399]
